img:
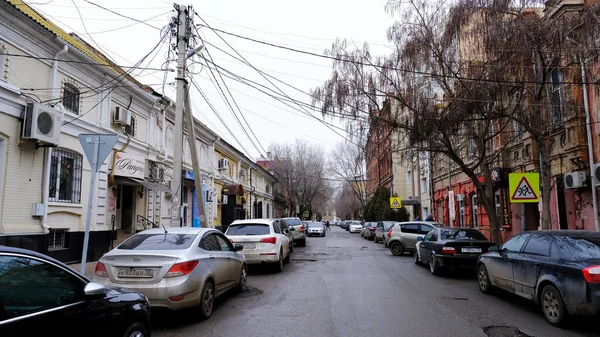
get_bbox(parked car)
[349,221,362,233]
[361,222,377,240]
[388,221,444,255]
[307,221,326,237]
[374,221,396,244]
[226,219,291,272]
[415,227,495,275]
[344,220,352,231]
[477,230,600,327]
[278,219,294,248]
[0,246,151,337]
[282,217,306,247]
[94,227,247,320]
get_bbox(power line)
[0,53,171,71]
[82,0,164,30]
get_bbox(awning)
[120,177,172,193]
[222,184,244,196]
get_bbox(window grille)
[62,83,80,114]
[48,228,68,251]
[49,148,83,203]
[147,160,164,183]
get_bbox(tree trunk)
[480,164,503,244]
[539,137,552,230]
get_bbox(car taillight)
[95,262,108,277]
[387,229,393,237]
[441,247,456,255]
[260,237,277,244]
[370,227,375,231]
[165,260,199,278]
[300,225,305,232]
[582,265,600,283]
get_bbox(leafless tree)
[329,140,368,210]
[333,181,363,220]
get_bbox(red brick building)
[365,100,393,197]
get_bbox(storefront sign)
[182,170,194,180]
[108,195,116,213]
[501,187,511,226]
[114,152,145,179]
[192,187,200,228]
[448,190,456,220]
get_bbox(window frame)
[49,148,83,204]
[472,195,479,228]
[62,82,80,114]
[500,233,531,253]
[521,234,551,257]
[200,233,222,251]
[401,223,420,234]
[124,114,136,137]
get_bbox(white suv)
[225,219,291,272]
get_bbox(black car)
[477,230,600,327]
[0,246,151,337]
[415,227,495,275]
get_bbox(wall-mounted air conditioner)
[22,102,62,146]
[565,171,586,189]
[218,158,229,171]
[113,106,131,126]
[239,168,247,178]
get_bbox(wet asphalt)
[151,227,599,337]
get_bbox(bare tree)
[329,141,368,210]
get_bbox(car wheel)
[477,264,492,294]
[413,250,422,265]
[284,247,291,264]
[390,242,405,256]
[274,249,284,273]
[199,281,214,320]
[541,285,569,327]
[122,322,147,337]
[237,264,248,292]
[429,255,442,276]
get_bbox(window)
[522,235,551,257]
[401,223,419,234]
[62,83,80,114]
[266,184,271,193]
[418,224,433,235]
[421,178,428,193]
[182,185,189,204]
[550,68,564,126]
[124,115,135,137]
[272,222,282,234]
[501,233,530,253]
[225,224,270,236]
[472,195,479,228]
[201,234,222,251]
[407,171,412,184]
[459,200,465,227]
[494,190,501,217]
[267,204,270,218]
[554,236,600,261]
[550,240,561,260]
[48,228,68,251]
[513,119,524,136]
[49,148,83,203]
[215,235,233,252]
[119,234,197,250]
[467,138,475,155]
[0,255,85,320]
[441,229,487,240]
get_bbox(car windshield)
[310,222,323,228]
[118,233,197,250]
[441,229,487,241]
[226,224,271,235]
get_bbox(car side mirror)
[84,282,106,297]
[489,245,499,252]
[284,229,290,234]
[234,244,244,252]
[416,236,423,242]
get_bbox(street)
[152,227,599,337]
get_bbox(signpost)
[509,173,540,203]
[390,197,402,209]
[78,134,119,275]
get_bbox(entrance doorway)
[116,184,136,234]
[555,175,568,230]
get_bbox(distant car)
[349,221,362,233]
[477,231,600,327]
[0,246,151,337]
[374,221,396,244]
[361,222,377,240]
[387,221,444,255]
[95,227,247,320]
[282,217,306,247]
[226,219,291,272]
[307,221,326,237]
[415,227,495,275]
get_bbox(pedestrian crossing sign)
[509,173,540,203]
[390,197,402,209]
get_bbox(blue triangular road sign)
[78,134,119,172]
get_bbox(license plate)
[243,243,256,250]
[118,268,154,278]
[462,247,482,253]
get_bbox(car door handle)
[209,256,215,260]
[534,263,541,268]
[227,257,232,260]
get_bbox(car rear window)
[118,234,197,250]
[282,219,301,227]
[351,222,361,226]
[441,229,487,241]
[555,236,600,261]
[226,224,271,235]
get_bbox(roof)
[230,219,274,225]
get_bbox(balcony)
[543,0,584,19]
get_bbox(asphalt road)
[152,227,600,337]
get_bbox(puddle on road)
[483,326,533,337]
[234,286,263,298]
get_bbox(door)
[513,234,551,299]
[491,233,531,292]
[200,234,233,292]
[0,254,111,337]
[419,229,438,258]
[214,234,243,287]
[119,185,136,234]
[400,223,420,250]
[555,176,568,230]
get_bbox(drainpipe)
[249,168,255,218]
[41,44,69,233]
[580,54,600,232]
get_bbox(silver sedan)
[93,227,247,320]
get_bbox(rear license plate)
[243,243,256,250]
[118,268,154,278]
[461,247,482,253]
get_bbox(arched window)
[62,83,80,114]
[49,148,83,203]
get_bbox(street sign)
[448,190,456,220]
[303,211,309,218]
[77,134,119,275]
[509,173,540,203]
[390,197,402,209]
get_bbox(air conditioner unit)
[239,168,247,178]
[565,171,586,189]
[22,102,62,145]
[113,106,131,126]
[218,158,229,171]
[593,164,600,186]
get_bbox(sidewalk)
[68,261,97,278]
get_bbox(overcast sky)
[28,0,396,159]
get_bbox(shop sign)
[448,190,456,220]
[114,152,145,179]
[500,187,511,226]
[182,170,194,180]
